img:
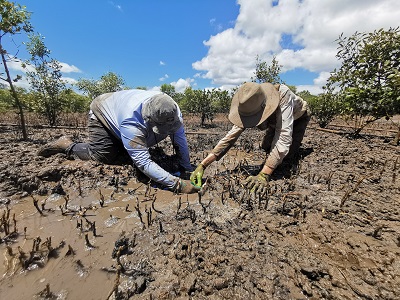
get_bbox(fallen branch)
[309,127,345,134]
[185,131,225,135]
[328,122,398,133]
[309,126,398,140]
[0,123,86,130]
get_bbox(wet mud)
[0,116,399,299]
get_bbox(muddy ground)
[0,115,399,300]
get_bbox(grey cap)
[142,94,183,134]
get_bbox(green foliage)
[297,90,314,102]
[182,88,213,125]
[181,87,232,126]
[0,87,90,114]
[75,71,125,100]
[305,85,340,128]
[0,0,33,139]
[0,87,13,111]
[286,85,297,94]
[75,78,98,99]
[25,33,66,126]
[252,55,283,84]
[160,83,176,98]
[99,72,125,95]
[0,87,32,113]
[329,27,400,134]
[62,89,91,113]
[0,1,32,84]
[213,89,232,113]
[172,91,185,106]
[0,0,32,35]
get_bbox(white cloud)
[7,59,32,72]
[4,59,80,89]
[193,0,400,92]
[11,76,30,90]
[7,59,81,74]
[296,71,334,95]
[313,71,331,87]
[108,1,123,12]
[62,76,78,85]
[10,74,77,90]
[59,62,81,73]
[159,74,169,82]
[295,84,321,95]
[122,78,195,94]
[171,78,194,93]
[148,86,161,92]
[160,61,166,66]
[193,73,202,78]
[210,18,224,32]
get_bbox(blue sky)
[3,0,400,94]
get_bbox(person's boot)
[37,136,74,157]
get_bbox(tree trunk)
[0,46,28,140]
[394,126,400,146]
[201,113,205,127]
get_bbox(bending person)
[38,89,200,194]
[191,82,310,195]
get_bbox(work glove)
[244,172,270,196]
[175,179,201,194]
[190,164,205,187]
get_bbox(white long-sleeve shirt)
[90,89,192,189]
[211,84,308,169]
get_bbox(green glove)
[190,164,205,187]
[244,172,270,195]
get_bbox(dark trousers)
[261,110,311,160]
[68,117,128,164]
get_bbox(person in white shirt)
[37,90,200,194]
[190,82,310,195]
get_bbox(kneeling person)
[191,82,310,195]
[38,89,199,194]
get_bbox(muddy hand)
[176,179,201,194]
[244,172,270,195]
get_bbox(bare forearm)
[261,164,274,175]
[201,153,217,168]
[210,125,244,160]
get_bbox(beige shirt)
[211,84,308,170]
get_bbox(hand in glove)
[175,179,201,194]
[190,164,205,187]
[244,172,270,196]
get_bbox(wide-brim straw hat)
[228,82,280,128]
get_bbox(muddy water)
[1,179,203,299]
[1,119,400,299]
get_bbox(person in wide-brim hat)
[228,82,280,128]
[191,81,311,195]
